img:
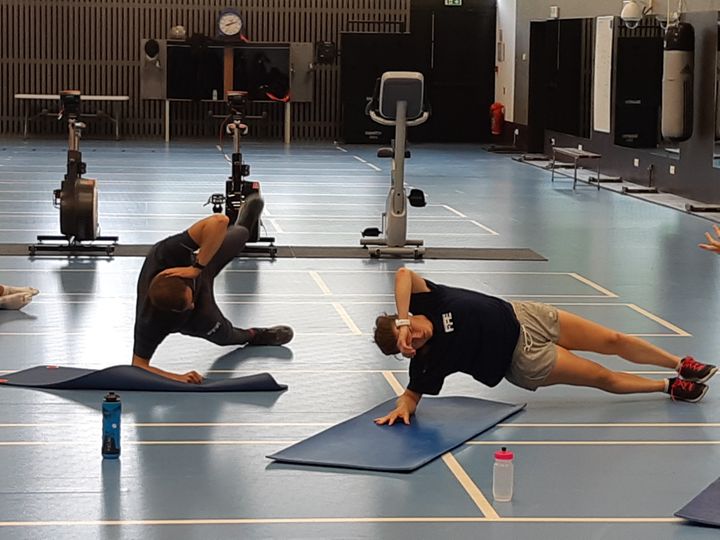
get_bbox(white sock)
[664,378,671,393]
[675,358,683,371]
[0,286,39,297]
[0,292,33,310]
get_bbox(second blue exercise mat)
[268,396,525,472]
[675,477,720,527]
[0,365,286,392]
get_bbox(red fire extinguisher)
[490,102,505,136]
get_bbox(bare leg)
[541,346,666,394]
[0,285,4,295]
[556,310,680,370]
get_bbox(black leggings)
[180,226,253,345]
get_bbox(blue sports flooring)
[0,138,719,539]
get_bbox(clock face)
[219,12,242,36]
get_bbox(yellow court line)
[381,371,406,396]
[381,371,497,519]
[441,454,499,519]
[309,271,332,295]
[332,303,362,335]
[0,517,684,527]
[567,273,618,298]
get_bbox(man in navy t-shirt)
[373,268,715,424]
[132,197,293,383]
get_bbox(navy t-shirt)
[407,280,520,395]
[133,231,201,359]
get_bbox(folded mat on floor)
[267,396,525,472]
[675,477,720,527]
[0,365,286,392]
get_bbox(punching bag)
[661,22,694,142]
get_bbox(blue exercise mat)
[0,365,286,392]
[267,396,525,472]
[675,477,720,527]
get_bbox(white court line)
[3,420,715,429]
[0,517,685,526]
[267,218,283,233]
[0,229,496,237]
[0,422,331,428]
[0,331,358,337]
[468,220,499,235]
[350,156,381,172]
[332,303,362,335]
[442,205,467,218]
[568,273,619,298]
[0,369,672,376]
[626,304,691,337]
[467,441,720,446]
[553,302,690,337]
[309,271,332,295]
[498,423,720,428]
[382,371,498,519]
[2,439,719,447]
[335,146,349,153]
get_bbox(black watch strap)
[192,261,206,270]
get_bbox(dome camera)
[621,0,643,29]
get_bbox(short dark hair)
[373,314,399,355]
[148,275,190,312]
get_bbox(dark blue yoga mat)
[0,365,286,392]
[267,396,525,472]
[675,477,720,527]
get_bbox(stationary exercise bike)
[207,91,276,257]
[31,90,118,255]
[360,72,430,259]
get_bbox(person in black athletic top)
[132,196,293,383]
[373,268,716,425]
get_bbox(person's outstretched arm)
[394,268,430,357]
[699,224,720,254]
[159,214,230,279]
[374,388,422,425]
[132,354,203,384]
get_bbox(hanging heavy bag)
[661,22,694,142]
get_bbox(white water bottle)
[493,447,514,502]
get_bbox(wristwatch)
[394,318,411,329]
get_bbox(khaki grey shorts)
[505,301,560,391]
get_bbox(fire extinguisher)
[490,102,505,136]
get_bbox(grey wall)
[511,1,720,204]
[514,0,720,124]
[0,0,410,140]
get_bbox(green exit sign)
[445,0,462,5]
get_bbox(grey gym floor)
[0,138,718,540]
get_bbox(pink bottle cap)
[494,447,514,460]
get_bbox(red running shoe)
[678,357,718,384]
[668,378,708,403]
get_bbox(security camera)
[621,0,643,29]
